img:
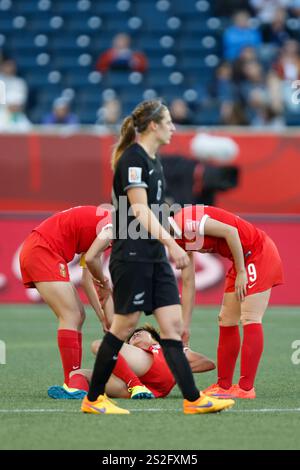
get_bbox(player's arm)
[180,252,195,347]
[127,187,189,269]
[204,218,248,301]
[81,266,111,332]
[84,226,113,283]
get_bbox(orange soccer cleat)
[229,384,256,399]
[202,383,235,399]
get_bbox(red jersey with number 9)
[171,205,283,294]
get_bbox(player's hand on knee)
[235,270,248,302]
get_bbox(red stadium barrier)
[1,131,300,213]
[0,213,298,305]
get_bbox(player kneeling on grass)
[169,205,284,400]
[49,324,216,400]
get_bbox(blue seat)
[36,88,63,107]
[183,18,211,34]
[10,35,41,50]
[285,111,300,126]
[64,71,91,88]
[146,71,173,89]
[90,3,120,15]
[23,69,52,87]
[16,2,42,14]
[102,71,131,88]
[53,2,84,15]
[0,18,13,32]
[30,18,63,32]
[50,35,81,50]
[77,89,102,106]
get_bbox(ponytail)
[111,116,136,171]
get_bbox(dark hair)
[126,323,161,344]
[111,99,167,170]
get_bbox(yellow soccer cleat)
[81,394,130,415]
[128,385,155,399]
[183,392,235,414]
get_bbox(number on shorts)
[247,263,257,282]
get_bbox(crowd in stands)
[1,0,300,130]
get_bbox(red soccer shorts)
[19,231,70,288]
[139,348,176,398]
[224,233,284,296]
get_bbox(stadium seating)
[0,0,297,125]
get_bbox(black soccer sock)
[160,338,200,402]
[87,332,124,402]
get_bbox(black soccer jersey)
[111,143,167,262]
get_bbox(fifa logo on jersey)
[291,340,300,365]
[0,340,6,365]
[59,263,67,278]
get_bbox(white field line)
[0,408,300,414]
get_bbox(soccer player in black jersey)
[81,100,234,414]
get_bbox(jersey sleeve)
[119,152,149,192]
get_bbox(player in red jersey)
[19,205,114,393]
[59,324,216,400]
[169,205,284,399]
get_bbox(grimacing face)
[128,330,155,349]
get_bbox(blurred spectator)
[0,58,28,107]
[0,92,32,132]
[169,98,194,125]
[262,8,292,46]
[223,10,262,61]
[214,62,244,124]
[95,33,148,73]
[272,39,300,80]
[232,46,258,82]
[250,0,291,23]
[246,88,285,127]
[96,98,122,129]
[270,39,300,111]
[215,62,236,101]
[42,98,79,125]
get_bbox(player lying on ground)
[19,205,113,391]
[48,324,216,400]
[169,205,284,399]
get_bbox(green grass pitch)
[0,304,299,450]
